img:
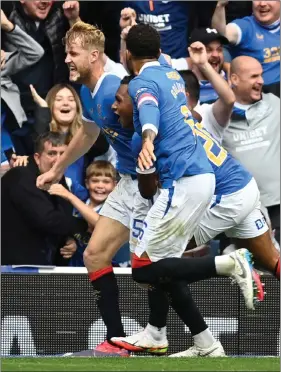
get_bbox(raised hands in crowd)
[62,1,81,26]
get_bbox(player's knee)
[132,266,155,285]
[83,244,110,267]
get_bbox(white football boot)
[228,249,265,310]
[111,328,168,354]
[169,340,225,357]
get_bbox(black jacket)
[5,2,69,112]
[1,158,87,265]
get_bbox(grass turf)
[1,357,279,371]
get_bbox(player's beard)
[69,65,91,85]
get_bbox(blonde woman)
[13,83,111,197]
[31,83,83,144]
[31,83,114,176]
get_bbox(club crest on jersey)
[166,71,181,81]
[256,33,264,40]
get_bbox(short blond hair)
[65,21,105,53]
[86,161,117,181]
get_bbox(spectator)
[1,132,88,265]
[212,0,280,97]
[29,84,114,195]
[181,41,235,134]
[120,2,217,62]
[48,160,117,266]
[1,8,44,161]
[4,1,81,117]
[188,28,230,104]
[221,56,280,244]
[221,1,253,63]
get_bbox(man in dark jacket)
[1,132,87,265]
[4,1,80,115]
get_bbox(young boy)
[48,160,117,266]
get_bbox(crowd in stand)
[1,0,280,267]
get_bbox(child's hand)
[48,184,72,200]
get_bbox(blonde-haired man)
[37,21,138,356]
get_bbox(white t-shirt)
[104,57,128,79]
[194,103,226,144]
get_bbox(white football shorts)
[134,173,215,262]
[194,177,269,245]
[99,174,138,230]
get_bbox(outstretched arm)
[189,41,235,127]
[1,10,44,75]
[211,1,240,44]
[48,184,100,229]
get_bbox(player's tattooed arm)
[138,129,157,171]
[142,129,156,144]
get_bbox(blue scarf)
[231,105,246,120]
[232,106,247,119]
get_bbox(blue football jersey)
[132,123,252,196]
[131,132,142,160]
[126,1,189,58]
[199,72,228,104]
[80,73,136,175]
[191,121,252,195]
[129,61,213,189]
[230,16,280,85]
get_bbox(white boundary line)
[36,267,132,275]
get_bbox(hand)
[48,184,72,200]
[188,42,208,67]
[1,9,14,32]
[30,85,48,107]
[138,140,156,171]
[217,0,228,7]
[120,7,137,30]
[121,25,133,41]
[10,154,29,168]
[60,238,77,259]
[36,168,63,190]
[1,50,5,70]
[63,1,80,23]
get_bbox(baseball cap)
[189,28,229,46]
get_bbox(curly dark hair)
[126,23,160,60]
[120,75,134,85]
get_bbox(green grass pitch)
[2,357,280,371]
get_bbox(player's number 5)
[181,105,227,167]
[132,219,147,240]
